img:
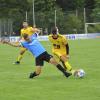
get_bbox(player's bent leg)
[61,60,68,69]
[49,57,58,65]
[18,49,26,61]
[18,48,26,61]
[60,55,72,71]
[29,66,42,78]
[14,48,27,64]
[35,66,42,75]
[49,57,72,78]
[60,55,77,75]
[60,55,68,62]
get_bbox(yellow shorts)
[53,51,66,57]
[20,47,27,51]
[53,51,67,62]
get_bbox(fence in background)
[1,33,99,43]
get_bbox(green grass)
[0,39,100,100]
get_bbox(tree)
[88,24,100,33]
[0,0,31,34]
[56,0,85,10]
[65,14,82,34]
[85,0,95,9]
[92,0,100,22]
[0,0,30,18]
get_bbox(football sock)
[61,61,76,75]
[56,64,72,77]
[56,64,66,72]
[64,61,72,71]
[71,70,76,75]
[17,54,23,62]
[29,72,38,78]
[61,61,67,70]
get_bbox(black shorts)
[35,51,53,66]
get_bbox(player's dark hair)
[52,27,57,34]
[23,21,28,23]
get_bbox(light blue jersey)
[20,33,46,57]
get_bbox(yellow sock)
[64,61,72,71]
[71,70,76,75]
[17,54,23,62]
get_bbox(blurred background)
[0,0,100,37]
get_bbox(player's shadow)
[38,75,68,81]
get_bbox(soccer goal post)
[85,22,100,34]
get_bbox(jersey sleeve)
[30,27,38,33]
[30,27,34,31]
[20,29,23,37]
[33,27,40,33]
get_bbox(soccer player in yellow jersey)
[14,21,40,64]
[49,27,74,74]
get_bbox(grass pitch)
[0,39,100,100]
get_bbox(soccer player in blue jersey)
[1,33,72,78]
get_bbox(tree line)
[0,0,100,34]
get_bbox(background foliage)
[0,0,100,34]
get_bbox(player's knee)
[49,58,58,65]
[60,56,67,62]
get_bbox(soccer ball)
[74,69,85,78]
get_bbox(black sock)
[29,72,38,78]
[61,61,67,70]
[56,64,66,72]
[16,61,20,63]
[56,64,71,77]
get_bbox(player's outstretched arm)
[33,27,41,34]
[1,40,21,47]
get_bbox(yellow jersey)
[20,26,38,50]
[21,26,35,37]
[49,34,68,54]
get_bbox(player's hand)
[0,39,4,43]
[1,40,6,44]
[1,40,9,44]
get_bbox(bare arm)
[32,27,41,34]
[66,43,69,55]
[1,40,21,47]
[63,36,70,58]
